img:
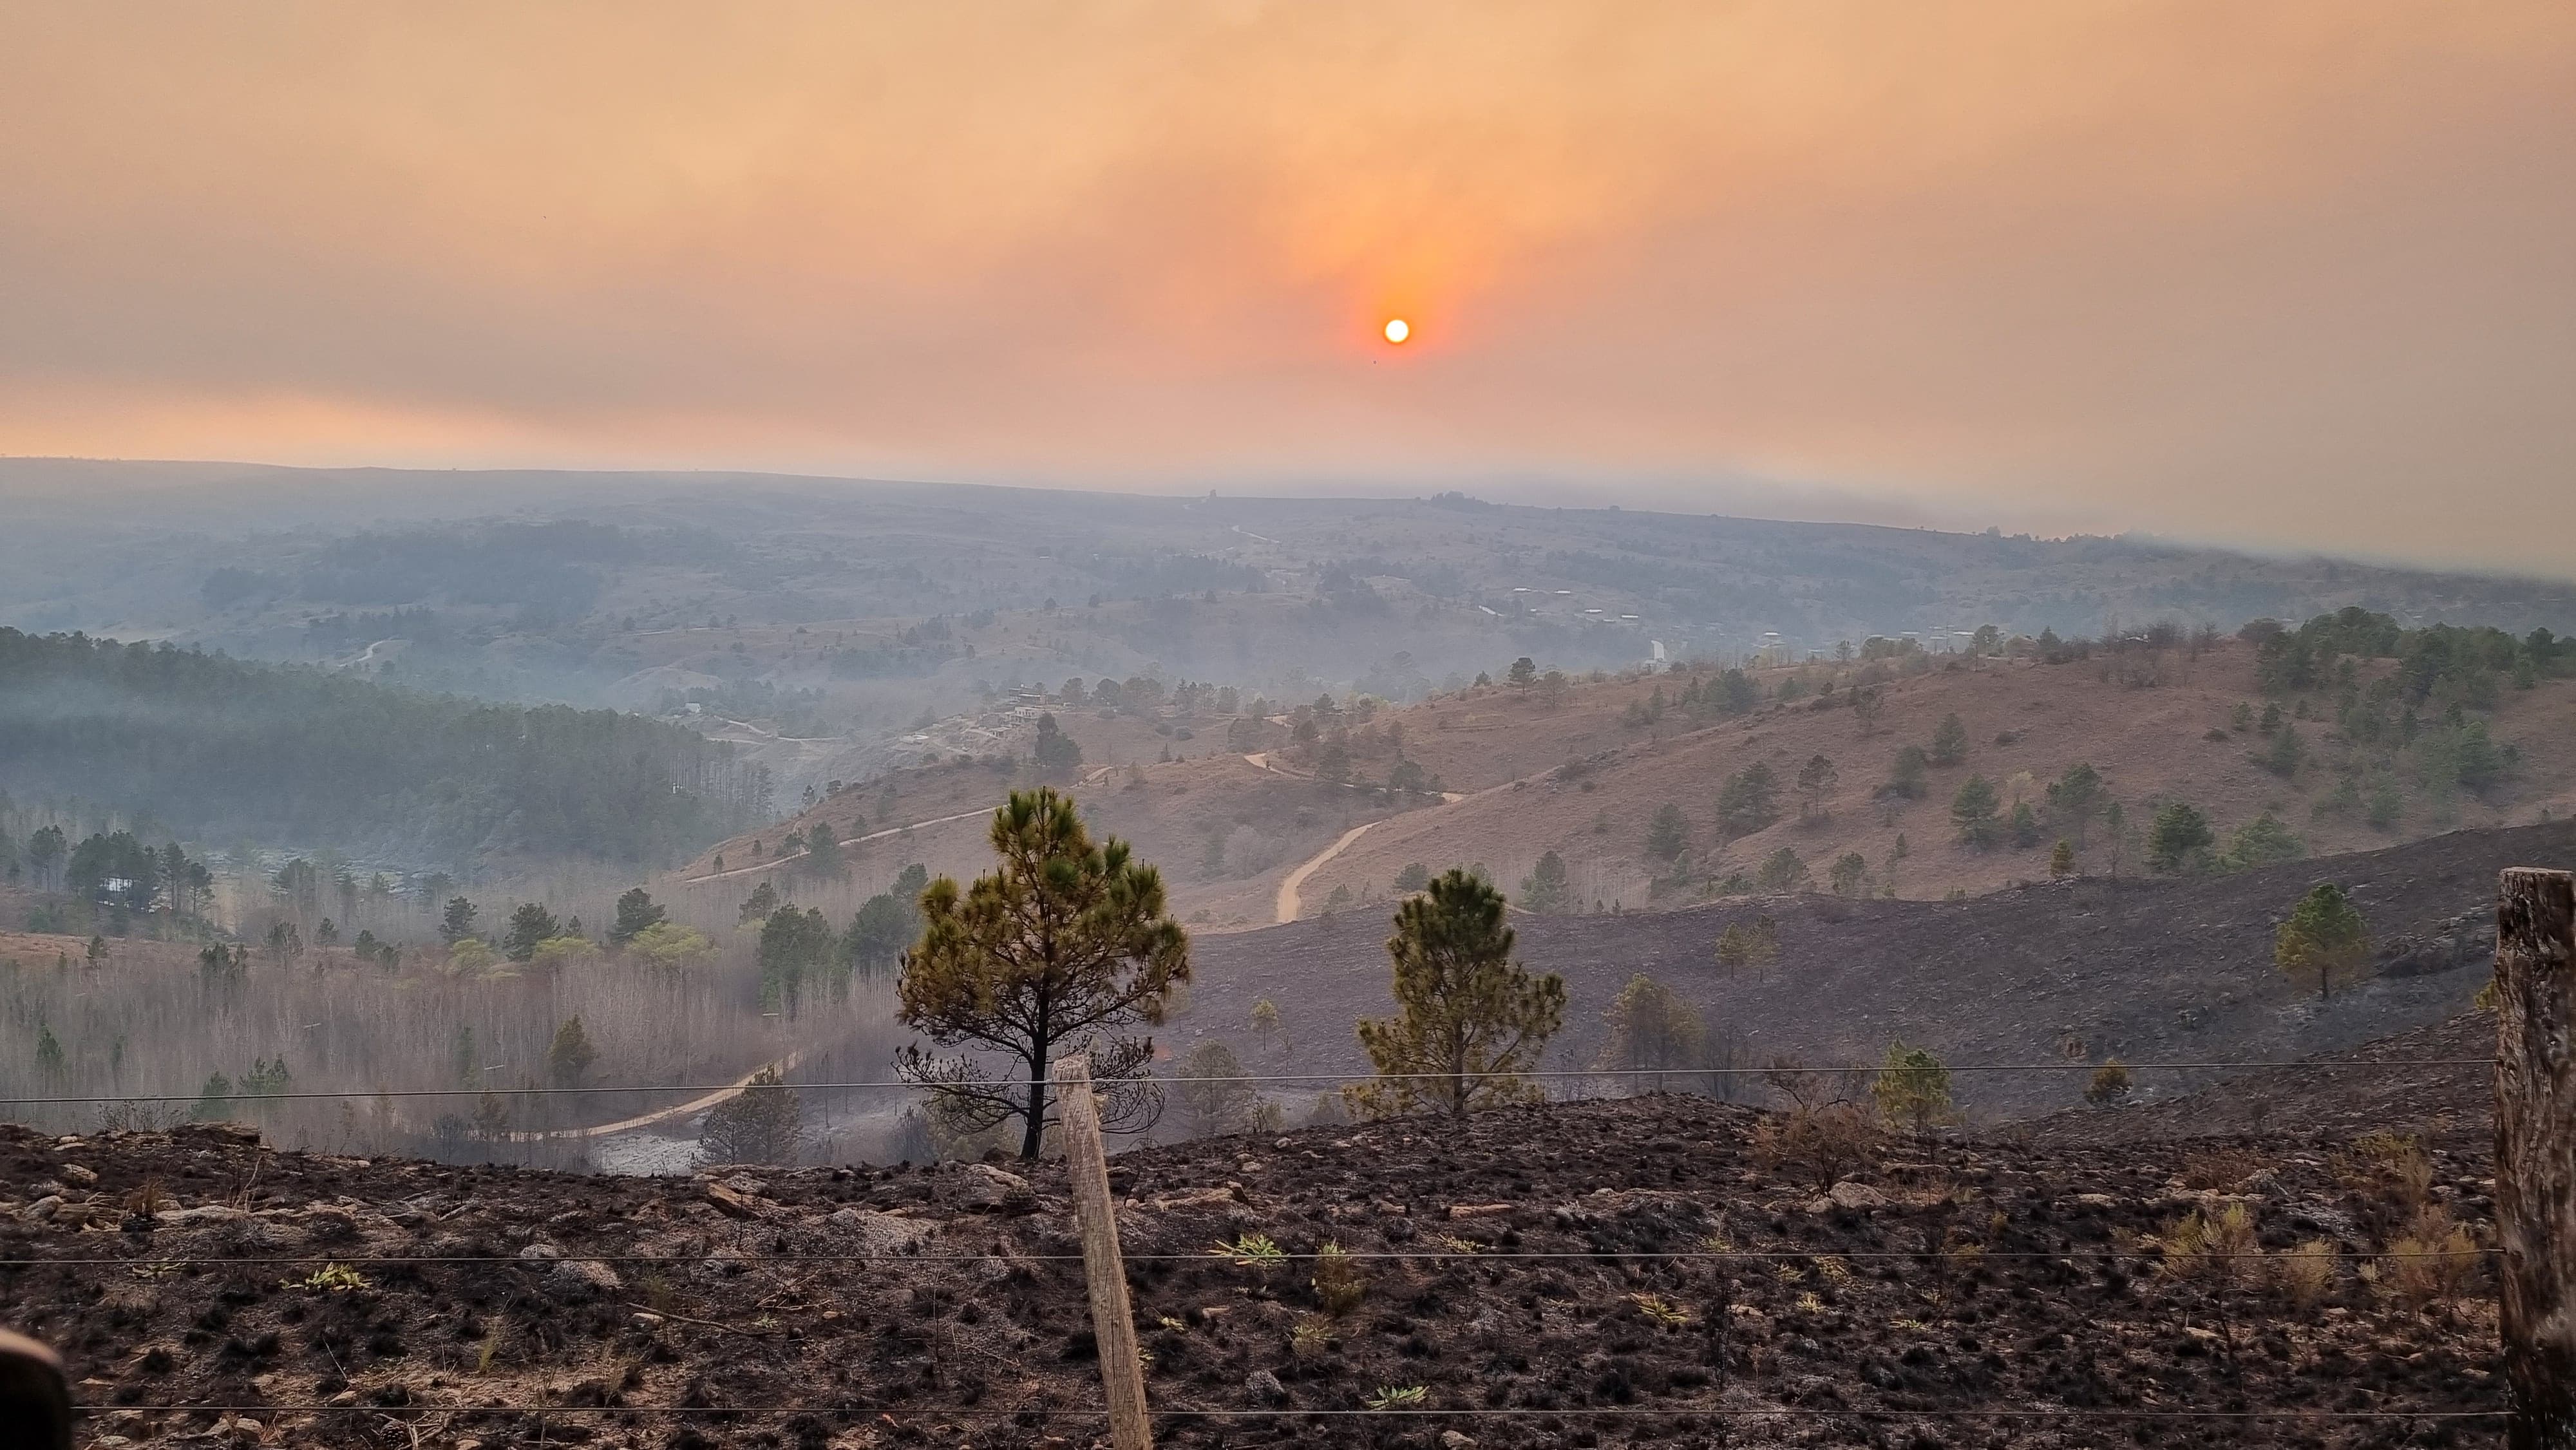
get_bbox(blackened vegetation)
[1,1095,2501,1448]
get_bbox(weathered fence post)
[2496,867,2576,1450]
[1054,1053,1153,1450]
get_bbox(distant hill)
[0,629,765,867]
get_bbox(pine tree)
[2277,883,2369,1001]
[2146,802,2215,874]
[609,887,665,947]
[1596,974,1706,1082]
[1715,763,1781,838]
[1929,713,1969,766]
[1351,870,1566,1119]
[1644,804,1690,863]
[896,788,1189,1160]
[1949,775,2003,848]
[545,1016,599,1088]
[439,896,478,946]
[502,902,560,962]
[1519,851,1573,914]
[2048,838,2076,879]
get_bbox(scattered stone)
[956,1163,1031,1209]
[26,1194,64,1221]
[1244,1368,1288,1406]
[1441,1430,1479,1449]
[59,1163,99,1187]
[516,1241,564,1261]
[544,1257,622,1301]
[826,1207,939,1256]
[1827,1180,1888,1210]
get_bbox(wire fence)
[0,1055,2495,1106]
[18,1050,2505,1432]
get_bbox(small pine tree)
[2048,838,2076,879]
[1351,870,1566,1119]
[610,887,665,946]
[545,1016,599,1089]
[1644,804,1690,863]
[2146,802,2215,874]
[439,896,478,945]
[1596,974,1707,1082]
[1756,847,1810,894]
[1519,851,1573,914]
[1871,1041,1955,1136]
[700,1068,802,1163]
[1929,713,1969,766]
[502,903,560,963]
[2277,883,2369,1001]
[1950,775,2003,848]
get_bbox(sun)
[1382,317,1410,344]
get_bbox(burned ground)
[5,1088,2501,1449]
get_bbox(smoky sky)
[1,2,2569,572]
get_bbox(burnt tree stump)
[2496,867,2576,1450]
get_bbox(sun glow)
[1383,318,1410,344]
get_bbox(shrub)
[1756,848,1811,893]
[2272,1239,2336,1309]
[2160,1202,2261,1290]
[1752,1102,1881,1190]
[1312,1241,1367,1317]
[2374,1205,2480,1309]
[2083,1060,2131,1106]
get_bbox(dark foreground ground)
[4,1071,2501,1450]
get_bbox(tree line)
[0,628,769,867]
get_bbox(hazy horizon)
[4,3,2571,574]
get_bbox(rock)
[1146,1187,1236,1212]
[1446,1202,1514,1219]
[1244,1368,1288,1406]
[545,1258,623,1302]
[1826,1180,1888,1210]
[59,1163,99,1187]
[516,1242,565,1261]
[956,1163,1031,1209]
[26,1195,64,1221]
[2073,1193,2119,1208]
[826,1207,939,1256]
[719,1174,767,1197]
[1440,1431,1478,1449]
[154,1204,247,1226]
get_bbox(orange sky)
[2,3,2570,570]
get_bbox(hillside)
[1296,638,2576,914]
[3,1090,2503,1447]
[1169,822,2573,1124]
[664,632,2576,944]
[0,629,764,869]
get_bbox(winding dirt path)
[510,1048,809,1142]
[1274,821,1378,923]
[684,808,994,884]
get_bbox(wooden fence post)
[1054,1053,1154,1450]
[2496,867,2576,1450]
